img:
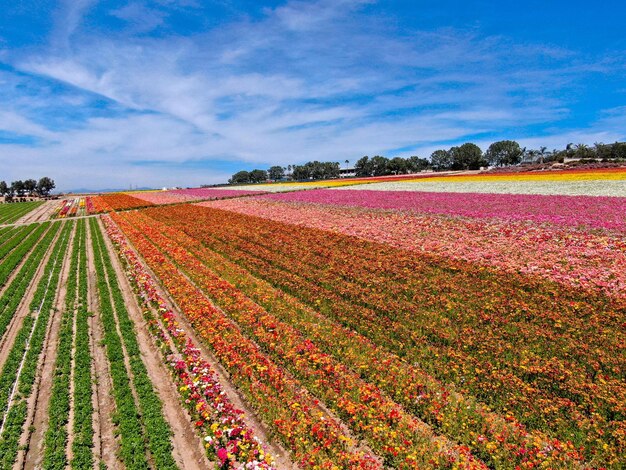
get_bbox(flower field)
[336,168,626,196]
[129,188,266,204]
[262,189,626,231]
[120,201,624,468]
[90,192,154,212]
[1,167,624,468]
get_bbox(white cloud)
[0,0,624,190]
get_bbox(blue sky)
[0,0,625,190]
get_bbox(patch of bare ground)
[87,221,120,469]
[14,200,58,225]
[0,225,61,372]
[19,224,75,469]
[115,222,297,469]
[98,218,211,470]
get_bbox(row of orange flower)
[90,193,153,213]
[110,212,382,469]
[132,207,592,468]
[144,204,625,467]
[101,215,273,469]
[118,210,486,469]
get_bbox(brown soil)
[87,221,120,469]
[98,218,211,470]
[20,224,75,469]
[118,226,296,469]
[14,200,58,225]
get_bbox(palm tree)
[539,146,547,164]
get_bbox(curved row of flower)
[90,193,154,212]
[102,215,274,469]
[205,197,626,298]
[152,204,625,466]
[331,168,626,196]
[264,189,626,232]
[109,212,382,469]
[129,188,266,205]
[131,208,588,468]
[117,210,487,469]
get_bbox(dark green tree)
[451,143,485,170]
[354,156,372,177]
[291,165,311,180]
[229,171,250,184]
[0,181,7,196]
[249,169,268,183]
[387,157,407,175]
[36,177,55,196]
[370,155,390,176]
[430,149,452,171]
[485,140,523,167]
[321,162,340,179]
[11,180,25,197]
[268,166,285,181]
[23,179,38,195]
[406,156,430,173]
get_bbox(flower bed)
[264,189,626,232]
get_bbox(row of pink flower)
[102,215,275,469]
[264,189,626,232]
[132,188,264,205]
[204,198,626,299]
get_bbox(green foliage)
[0,221,73,467]
[228,170,250,184]
[37,177,56,196]
[90,219,178,470]
[268,165,286,181]
[450,143,486,170]
[485,140,523,167]
[430,149,453,171]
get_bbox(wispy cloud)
[0,0,624,190]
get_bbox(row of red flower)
[109,212,382,469]
[102,215,273,468]
[130,208,589,468]
[119,210,485,469]
[146,204,625,467]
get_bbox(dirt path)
[14,200,58,225]
[116,226,296,469]
[20,224,75,469]
[0,225,61,372]
[99,219,211,470]
[87,222,120,470]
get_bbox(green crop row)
[71,219,93,469]
[90,218,177,469]
[43,219,85,468]
[0,225,30,261]
[0,201,43,225]
[0,223,48,289]
[0,223,59,342]
[0,220,73,468]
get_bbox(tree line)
[0,177,56,200]
[228,141,626,183]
